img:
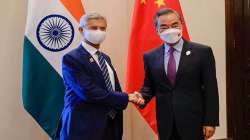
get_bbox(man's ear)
[78,27,83,33]
[156,27,160,34]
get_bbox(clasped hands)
[128,91,145,105]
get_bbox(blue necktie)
[167,47,176,85]
[96,51,117,119]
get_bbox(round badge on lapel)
[186,50,191,56]
[89,58,94,63]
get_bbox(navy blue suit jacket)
[141,40,219,140]
[59,45,128,140]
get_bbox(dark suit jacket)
[59,45,128,140]
[141,40,219,140]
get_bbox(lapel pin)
[186,50,191,56]
[89,58,94,63]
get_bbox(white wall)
[0,0,49,139]
[180,0,227,138]
[0,0,226,139]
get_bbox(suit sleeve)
[62,54,128,110]
[140,54,155,108]
[201,47,219,126]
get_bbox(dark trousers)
[169,122,181,140]
[103,117,116,140]
[169,123,205,140]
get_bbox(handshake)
[128,91,145,106]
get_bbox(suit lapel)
[175,40,192,84]
[78,45,105,81]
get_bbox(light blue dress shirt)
[164,39,184,75]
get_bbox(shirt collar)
[81,41,98,55]
[164,38,184,53]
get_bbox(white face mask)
[159,28,182,44]
[83,29,106,45]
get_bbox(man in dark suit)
[59,12,143,140]
[137,8,219,140]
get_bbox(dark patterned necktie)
[167,47,176,85]
[96,51,117,119]
[96,51,113,91]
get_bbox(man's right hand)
[128,91,144,105]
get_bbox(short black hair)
[154,8,182,29]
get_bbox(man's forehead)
[158,13,180,23]
[87,19,107,26]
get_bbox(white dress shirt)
[82,41,115,90]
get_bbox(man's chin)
[166,41,179,46]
